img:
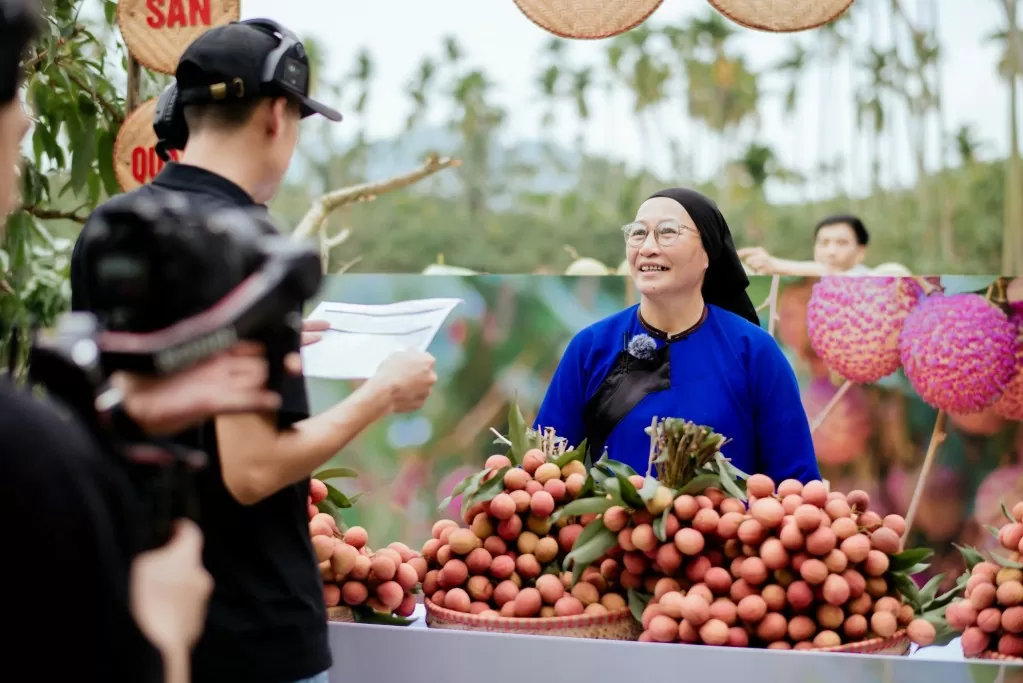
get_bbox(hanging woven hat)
[512,0,663,39]
[708,0,855,32]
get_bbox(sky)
[215,2,1018,203]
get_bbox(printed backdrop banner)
[305,274,1022,594]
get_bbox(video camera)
[27,191,323,548]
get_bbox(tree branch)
[19,205,88,223]
[291,154,461,240]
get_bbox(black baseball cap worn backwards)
[175,18,342,122]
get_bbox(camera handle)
[27,322,207,550]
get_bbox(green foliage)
[1,0,126,366]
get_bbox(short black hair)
[182,96,300,134]
[0,0,42,106]
[814,214,869,246]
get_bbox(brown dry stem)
[292,154,461,241]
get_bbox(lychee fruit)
[991,318,1023,420]
[807,276,921,384]
[899,293,1018,414]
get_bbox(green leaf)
[315,467,360,481]
[550,497,614,525]
[888,548,934,572]
[638,475,660,502]
[96,129,118,197]
[717,471,747,501]
[589,465,610,485]
[351,604,417,626]
[463,466,512,514]
[594,458,640,480]
[69,111,96,195]
[939,275,998,295]
[553,439,587,469]
[563,522,617,585]
[568,517,611,556]
[507,402,527,466]
[992,553,1023,570]
[315,499,346,532]
[437,468,488,513]
[954,544,986,571]
[652,506,671,542]
[678,473,721,496]
[918,573,945,607]
[627,588,651,623]
[889,571,923,612]
[1003,502,1015,524]
[615,473,645,509]
[104,0,117,24]
[985,524,1002,538]
[930,582,967,611]
[324,482,354,509]
[578,473,596,499]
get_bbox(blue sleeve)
[749,338,821,484]
[533,332,589,449]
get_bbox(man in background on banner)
[70,18,437,683]
[738,214,872,276]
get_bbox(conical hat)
[708,0,854,32]
[512,0,663,39]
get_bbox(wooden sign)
[112,97,181,192]
[511,0,662,40]
[117,0,241,75]
[707,0,855,32]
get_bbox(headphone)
[153,18,310,162]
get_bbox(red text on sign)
[145,0,211,29]
[131,146,180,185]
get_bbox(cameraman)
[1,4,294,681]
[70,19,437,683]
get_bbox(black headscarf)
[645,188,761,327]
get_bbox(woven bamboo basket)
[425,598,642,640]
[512,0,663,40]
[810,630,911,655]
[971,651,1023,663]
[326,606,356,623]
[708,0,854,33]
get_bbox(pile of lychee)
[309,506,425,618]
[944,502,1023,659]
[423,450,630,619]
[614,474,938,649]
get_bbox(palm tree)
[814,19,849,198]
[772,41,808,197]
[683,13,760,185]
[610,26,671,170]
[951,124,985,167]
[990,0,1023,274]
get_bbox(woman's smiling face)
[624,197,709,299]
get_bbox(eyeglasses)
[622,221,695,247]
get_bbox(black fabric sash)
[581,334,671,463]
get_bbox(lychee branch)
[809,380,853,433]
[901,411,948,546]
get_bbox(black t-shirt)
[70,163,330,683]
[0,378,162,682]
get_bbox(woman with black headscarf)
[535,188,820,484]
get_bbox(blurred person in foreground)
[0,1,299,680]
[70,19,437,683]
[738,214,872,276]
[535,188,820,485]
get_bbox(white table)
[326,608,1020,683]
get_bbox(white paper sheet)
[300,298,463,380]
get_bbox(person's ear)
[266,97,290,140]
